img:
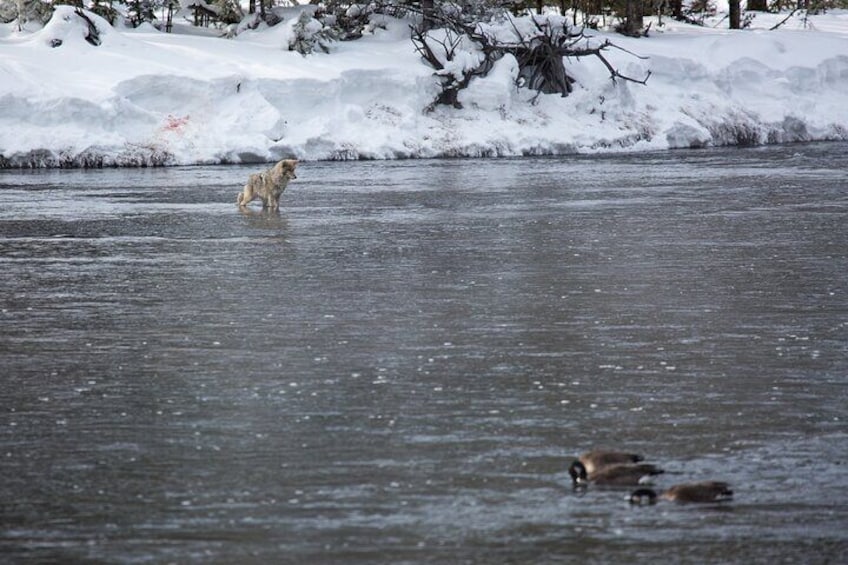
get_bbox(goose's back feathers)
[590,463,664,486]
[570,460,664,486]
[630,481,734,504]
[579,450,644,474]
[661,481,733,503]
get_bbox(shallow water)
[1,143,847,563]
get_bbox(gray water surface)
[1,144,847,563]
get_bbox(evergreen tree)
[127,0,156,26]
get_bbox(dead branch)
[409,9,650,107]
[74,8,102,46]
[410,26,484,108]
[566,39,652,85]
[769,8,800,31]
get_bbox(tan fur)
[237,159,298,211]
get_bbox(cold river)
[1,143,847,563]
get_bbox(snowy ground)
[1,6,847,167]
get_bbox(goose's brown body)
[578,450,644,475]
[569,460,664,486]
[629,481,734,504]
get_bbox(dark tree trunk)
[622,0,644,35]
[729,0,741,29]
[669,0,683,18]
[747,0,768,10]
[421,0,436,29]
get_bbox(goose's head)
[629,488,658,505]
[568,460,588,485]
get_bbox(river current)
[1,143,847,563]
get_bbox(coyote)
[237,159,298,211]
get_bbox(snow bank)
[1,6,847,167]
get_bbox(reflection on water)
[1,143,847,563]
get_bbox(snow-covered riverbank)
[2,6,847,167]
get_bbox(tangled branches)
[410,10,650,108]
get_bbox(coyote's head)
[273,159,298,181]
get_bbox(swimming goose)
[629,481,733,504]
[577,450,644,474]
[569,460,664,486]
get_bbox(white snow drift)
[1,6,847,167]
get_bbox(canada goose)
[569,460,664,486]
[629,481,733,504]
[577,450,644,474]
